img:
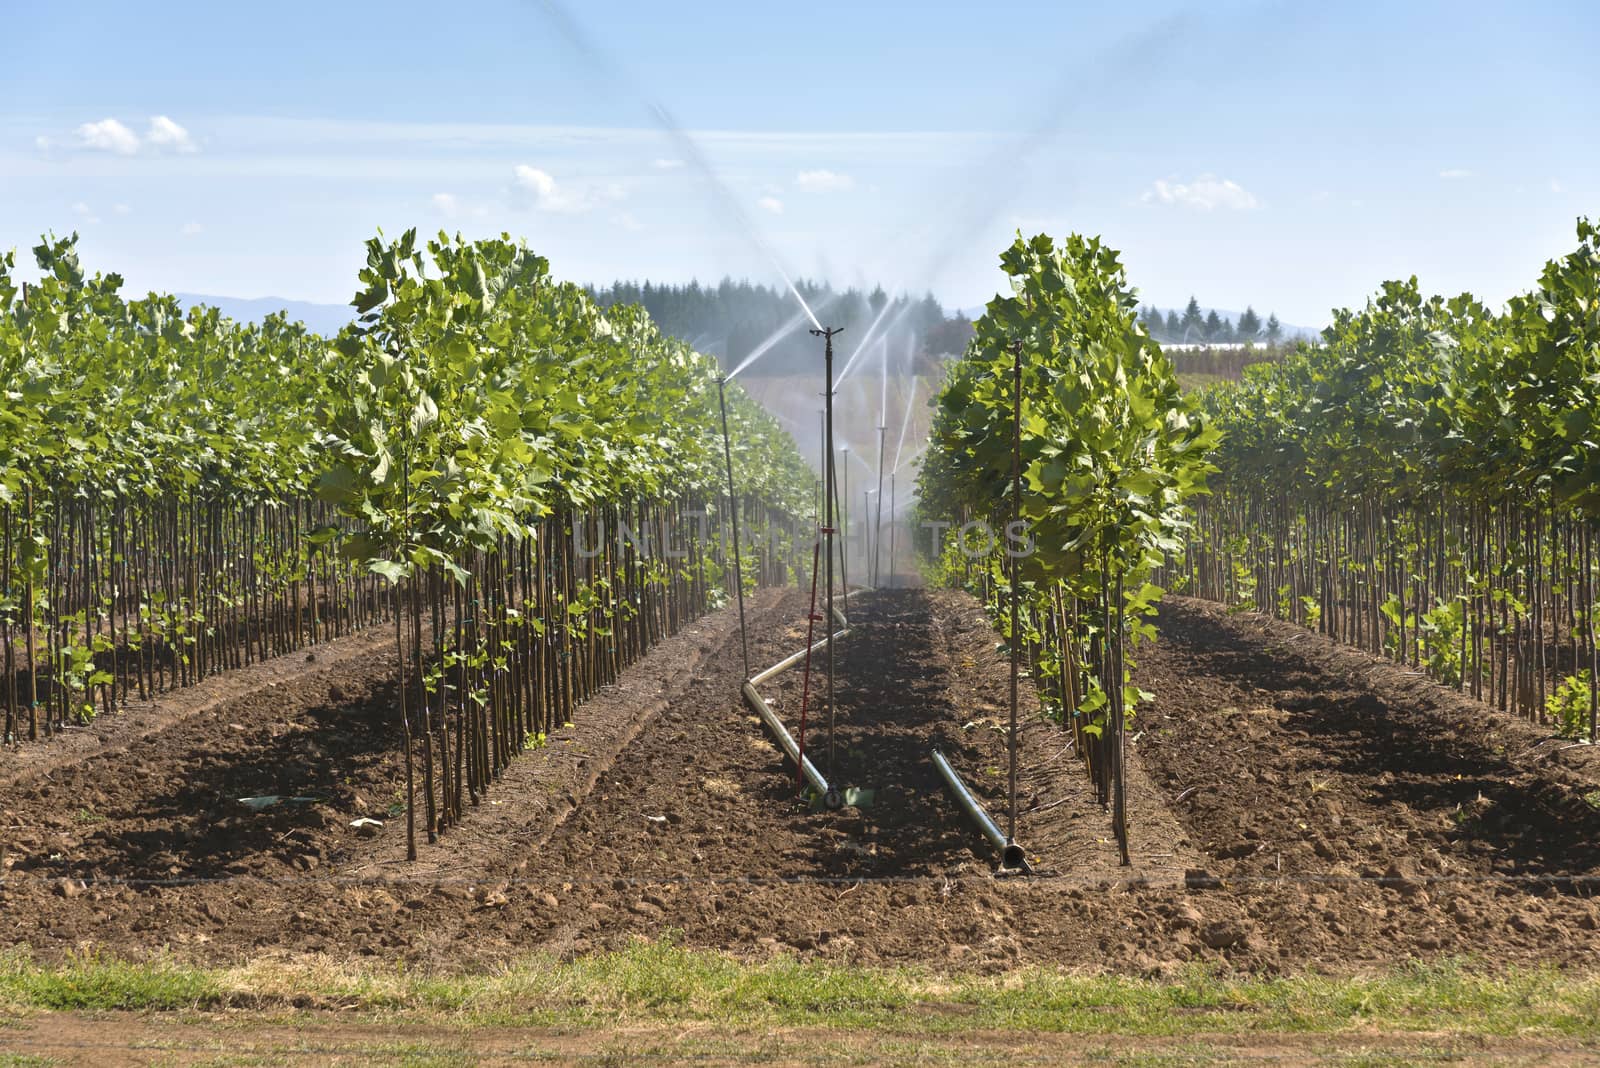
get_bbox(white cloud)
[796,169,854,193]
[77,118,140,155]
[71,202,101,224]
[1142,174,1259,211]
[180,221,203,236]
[113,203,131,216]
[71,115,197,156]
[652,158,684,170]
[757,196,785,215]
[1551,178,1566,194]
[512,164,576,211]
[432,192,460,216]
[611,211,644,232]
[146,115,197,153]
[511,165,620,213]
[1439,168,1472,179]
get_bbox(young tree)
[1165,310,1182,338]
[1265,312,1282,343]
[1203,309,1224,342]
[1237,306,1262,341]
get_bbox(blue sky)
[1,0,1594,325]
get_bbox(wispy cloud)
[1550,178,1566,194]
[71,201,101,224]
[180,221,203,236]
[431,192,460,217]
[796,169,854,193]
[757,196,784,215]
[652,158,684,170]
[1142,174,1259,211]
[1439,168,1472,179]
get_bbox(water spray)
[534,0,822,333]
[728,296,838,380]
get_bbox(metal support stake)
[874,425,887,587]
[1007,339,1022,846]
[810,325,844,776]
[716,376,750,681]
[888,473,897,590]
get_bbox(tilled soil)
[4,587,1600,975]
[448,587,1168,968]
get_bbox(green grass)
[2,943,1600,1042]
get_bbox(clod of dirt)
[1169,903,1204,930]
[700,777,741,799]
[1379,861,1425,895]
[1200,921,1248,949]
[1185,868,1222,890]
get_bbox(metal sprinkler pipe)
[748,609,850,686]
[744,680,836,804]
[931,749,1028,870]
[716,376,750,681]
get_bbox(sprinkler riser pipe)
[743,681,835,803]
[931,748,1027,870]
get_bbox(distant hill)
[175,294,353,336]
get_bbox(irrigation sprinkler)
[810,325,844,778]
[715,375,750,682]
[931,749,1028,871]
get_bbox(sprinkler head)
[823,787,844,810]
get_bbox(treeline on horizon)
[591,278,975,377]
[1140,298,1287,345]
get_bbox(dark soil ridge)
[0,622,404,791]
[1134,596,1600,885]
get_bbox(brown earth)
[2,587,1600,975]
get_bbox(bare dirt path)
[6,1012,1595,1066]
